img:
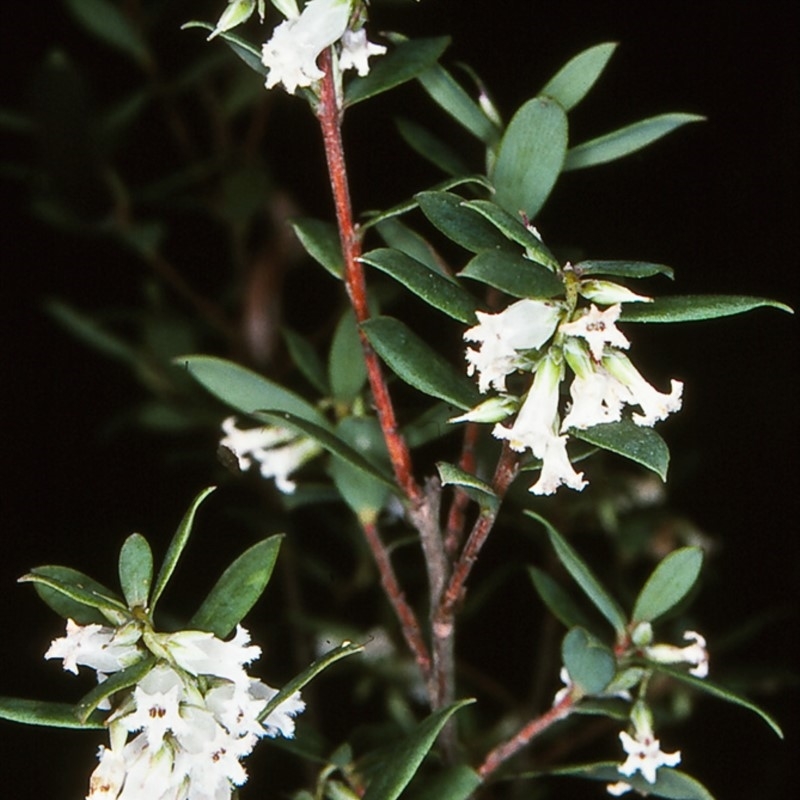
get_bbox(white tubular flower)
[602,350,683,427]
[124,665,188,749]
[261,0,351,93]
[616,702,681,785]
[579,279,653,305]
[338,27,387,76]
[646,630,709,678]
[86,745,127,799]
[562,339,626,430]
[46,619,142,676]
[464,299,562,393]
[221,416,322,494]
[617,729,681,784]
[559,303,630,361]
[493,353,586,495]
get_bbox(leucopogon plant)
[0,1,792,799]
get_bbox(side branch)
[315,50,421,505]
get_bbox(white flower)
[606,780,634,796]
[464,299,562,393]
[602,351,683,426]
[261,0,351,93]
[46,619,142,676]
[221,416,322,493]
[646,630,709,678]
[617,728,681,784]
[560,303,630,361]
[124,665,188,749]
[493,353,586,495]
[86,745,127,799]
[338,27,387,76]
[158,625,261,689]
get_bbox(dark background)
[1,1,797,797]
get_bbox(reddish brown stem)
[477,694,575,780]
[315,49,421,505]
[443,422,480,560]
[361,520,432,679]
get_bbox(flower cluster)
[46,619,304,800]
[261,0,386,94]
[459,265,683,495]
[220,415,322,493]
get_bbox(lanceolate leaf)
[0,697,105,729]
[529,566,596,632]
[459,250,563,299]
[405,765,481,800]
[25,566,118,626]
[632,547,703,624]
[176,355,330,428]
[619,294,793,323]
[437,461,499,513]
[254,410,396,489]
[345,37,450,107]
[460,199,561,270]
[360,247,479,323]
[182,21,265,75]
[290,217,343,278]
[539,42,618,111]
[189,535,283,638]
[66,0,151,66]
[329,309,368,403]
[543,762,715,800]
[375,218,444,274]
[526,511,627,635]
[76,656,156,722]
[395,117,471,177]
[655,666,784,739]
[491,97,568,220]
[562,627,616,695]
[575,260,674,280]
[564,113,705,170]
[362,700,475,800]
[416,191,510,253]
[282,327,329,394]
[118,533,153,611]
[571,420,670,481]
[361,316,480,410]
[150,486,217,613]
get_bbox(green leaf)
[118,533,153,610]
[437,462,499,514]
[21,568,129,626]
[150,487,216,614]
[290,217,343,278]
[571,420,669,481]
[182,21,266,75]
[562,627,616,695]
[545,762,716,800]
[564,113,705,170]
[459,250,563,299]
[259,640,364,724]
[329,309,368,403]
[416,191,509,253]
[176,355,330,428]
[491,97,568,220]
[254,410,396,490]
[361,316,480,410]
[632,547,703,624]
[375,218,444,274]
[189,535,283,638]
[526,511,627,634]
[619,294,794,323]
[25,566,115,625]
[416,62,500,145]
[362,700,475,800]
[395,117,471,177]
[575,260,674,280]
[528,566,595,632]
[540,43,618,110]
[76,656,155,722]
[44,300,137,364]
[405,765,482,800]
[0,697,105,729]
[345,37,450,107]
[655,666,783,739]
[330,417,392,522]
[403,403,460,448]
[460,199,561,270]
[282,327,329,394]
[360,248,478,323]
[65,0,150,66]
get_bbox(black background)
[1,1,797,797]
